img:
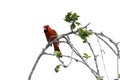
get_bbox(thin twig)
[97,38,109,80]
[44,53,84,65]
[66,35,98,78]
[94,32,120,79]
[28,43,50,80]
[94,32,119,58]
[87,42,100,77]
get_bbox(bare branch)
[94,32,119,58]
[97,38,109,80]
[94,32,120,79]
[66,35,98,78]
[87,42,100,77]
[28,43,50,80]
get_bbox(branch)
[66,35,98,78]
[44,53,84,65]
[28,43,50,80]
[97,38,109,80]
[28,23,91,80]
[81,22,91,29]
[93,32,120,79]
[87,42,100,77]
[94,32,120,59]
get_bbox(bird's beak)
[44,27,48,32]
[44,27,47,30]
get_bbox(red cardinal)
[43,25,61,52]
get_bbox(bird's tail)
[53,42,61,52]
[53,42,62,58]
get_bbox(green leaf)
[64,12,80,23]
[118,73,120,78]
[54,51,62,58]
[71,13,79,21]
[78,28,92,43]
[71,23,76,30]
[83,53,91,59]
[78,28,92,37]
[76,22,81,26]
[64,12,72,22]
[97,76,104,80]
[64,12,81,30]
[78,28,83,35]
[55,65,60,73]
[83,38,87,43]
[67,12,72,16]
[87,31,92,35]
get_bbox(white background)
[0,0,120,80]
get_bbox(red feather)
[43,25,61,52]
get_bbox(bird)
[43,25,61,52]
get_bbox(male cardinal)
[43,25,61,52]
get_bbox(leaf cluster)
[64,12,80,30]
[78,28,92,43]
[54,51,62,58]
